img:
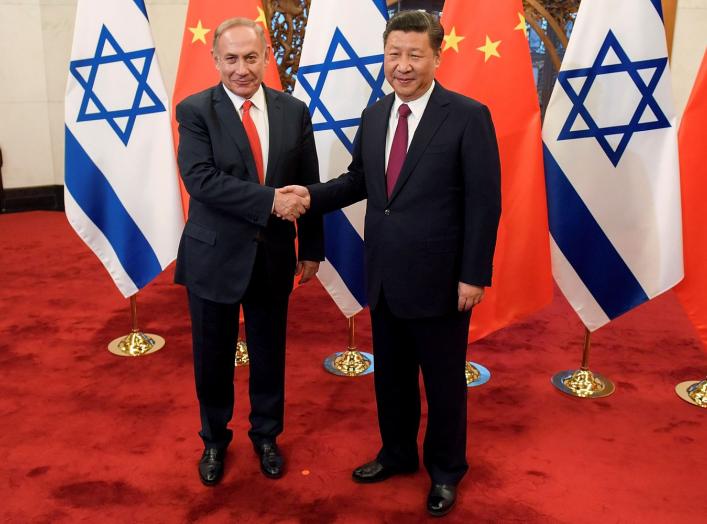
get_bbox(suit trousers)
[187,245,289,450]
[371,291,471,485]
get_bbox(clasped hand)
[273,185,310,222]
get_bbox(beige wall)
[0,0,187,189]
[672,0,707,116]
[0,1,705,189]
[1,0,55,188]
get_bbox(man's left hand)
[458,282,484,312]
[296,260,320,284]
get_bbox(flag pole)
[323,314,374,377]
[675,377,707,408]
[551,327,614,398]
[107,294,165,357]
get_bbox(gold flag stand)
[235,316,249,366]
[107,295,165,357]
[676,377,707,408]
[551,328,614,398]
[466,360,491,387]
[323,315,374,377]
[235,338,249,366]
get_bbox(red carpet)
[1,211,706,523]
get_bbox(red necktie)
[386,103,412,197]
[241,100,264,184]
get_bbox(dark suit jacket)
[174,84,324,303]
[309,82,501,318]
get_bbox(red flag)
[437,0,553,342]
[675,50,707,351]
[171,0,282,215]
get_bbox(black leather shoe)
[427,483,457,517]
[198,448,225,486]
[351,460,417,484]
[254,442,284,479]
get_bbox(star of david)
[296,28,386,153]
[69,25,165,146]
[557,30,670,167]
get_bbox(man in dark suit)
[283,11,500,516]
[175,17,323,486]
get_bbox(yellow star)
[476,35,501,62]
[443,26,465,53]
[515,12,528,37]
[255,6,267,27]
[188,20,210,45]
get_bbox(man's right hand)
[274,186,310,221]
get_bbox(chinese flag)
[674,50,707,351]
[437,0,553,342]
[171,0,282,215]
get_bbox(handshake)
[273,185,311,222]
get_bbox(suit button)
[384,209,390,216]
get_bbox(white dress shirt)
[384,80,436,171]
[222,83,270,178]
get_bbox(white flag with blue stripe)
[542,0,683,331]
[292,0,391,317]
[64,0,184,298]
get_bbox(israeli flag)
[64,0,184,298]
[292,0,391,317]
[542,0,683,331]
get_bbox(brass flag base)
[108,330,165,357]
[323,315,374,377]
[466,361,491,387]
[107,295,164,357]
[675,380,707,408]
[235,339,249,367]
[552,328,614,398]
[551,368,615,398]
[324,349,374,377]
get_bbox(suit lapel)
[212,84,260,184]
[388,83,450,203]
[264,86,283,187]
[370,94,394,201]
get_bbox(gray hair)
[212,17,267,53]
